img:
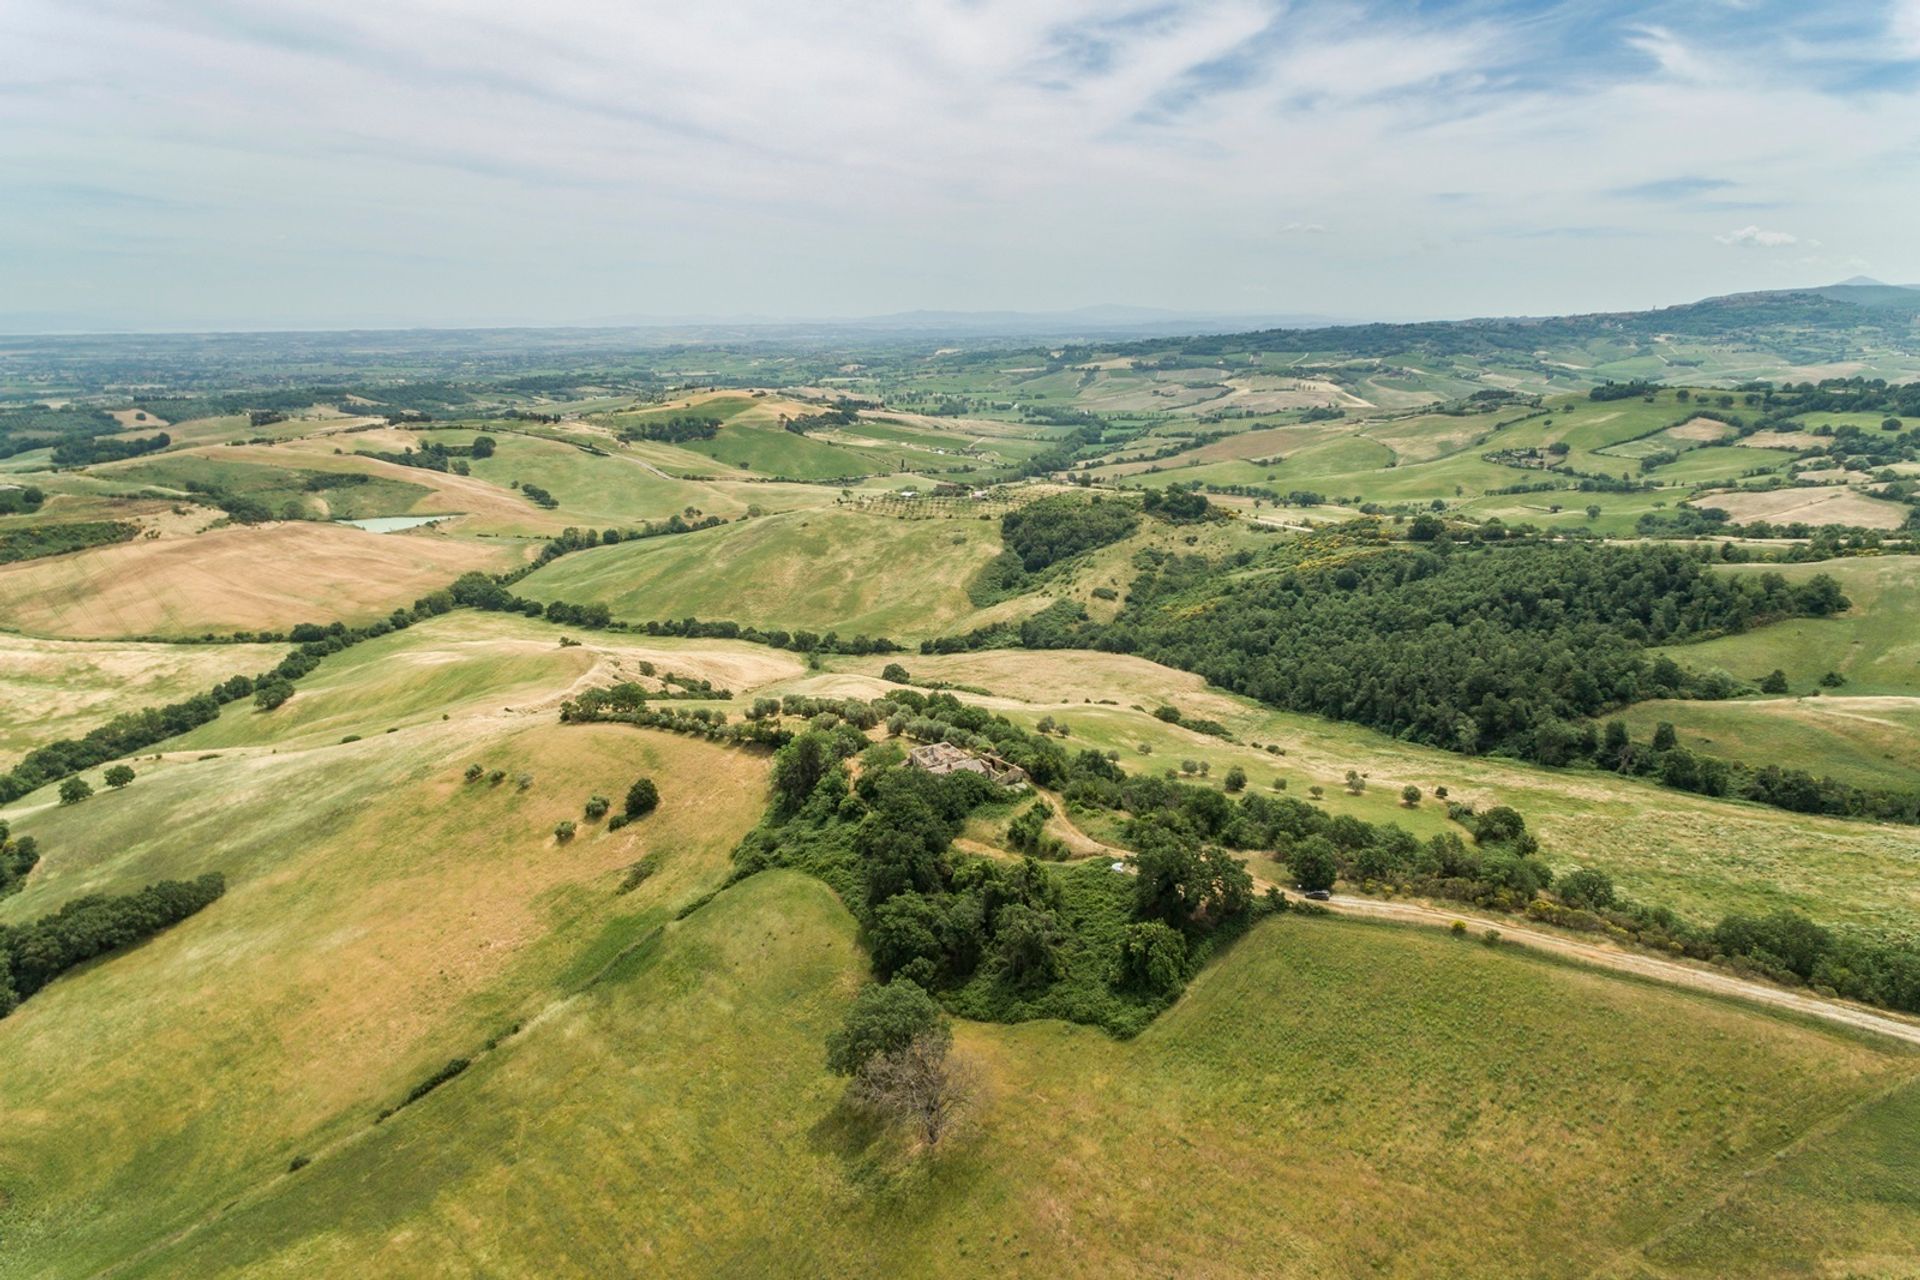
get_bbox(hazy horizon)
[6,0,1920,332]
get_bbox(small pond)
[336,515,450,533]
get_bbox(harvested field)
[0,521,522,639]
[1665,416,1735,443]
[1693,486,1910,530]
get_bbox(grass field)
[0,634,287,767]
[0,675,773,1278]
[1619,696,1920,793]
[1660,556,1920,696]
[419,430,734,530]
[62,874,1919,1279]
[0,521,522,639]
[107,453,433,521]
[518,506,1005,638]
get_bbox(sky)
[3,0,1919,331]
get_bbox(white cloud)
[1714,225,1805,248]
[1895,0,1920,57]
[0,0,1916,326]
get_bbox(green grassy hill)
[67,875,1920,1279]
[1660,557,1920,696]
[517,506,1005,639]
[1618,696,1920,793]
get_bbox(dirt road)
[1314,892,1920,1048]
[1008,792,1920,1047]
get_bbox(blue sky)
[2,0,1918,330]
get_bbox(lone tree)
[1290,836,1338,893]
[1400,784,1421,807]
[624,776,659,819]
[826,979,972,1148]
[1344,769,1366,796]
[59,776,94,806]
[104,765,136,790]
[1223,766,1247,793]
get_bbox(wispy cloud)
[1896,0,1920,58]
[1714,225,1807,248]
[0,0,1916,327]
[1611,176,1735,201]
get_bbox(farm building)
[905,741,1028,788]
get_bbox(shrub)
[881,662,911,683]
[1450,920,1468,937]
[554,820,577,841]
[1482,928,1502,946]
[515,772,534,790]
[487,769,507,786]
[464,763,484,783]
[624,776,660,818]
[608,814,631,831]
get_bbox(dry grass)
[0,521,522,638]
[1666,416,1736,443]
[0,634,287,766]
[1695,486,1910,530]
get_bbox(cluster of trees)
[970,494,1139,603]
[557,673,734,722]
[0,404,124,459]
[633,616,904,654]
[734,694,1266,1036]
[1588,380,1660,402]
[560,697,792,750]
[619,415,722,443]
[1139,485,1216,523]
[354,434,495,473]
[782,408,857,435]
[0,822,40,898]
[0,874,226,1017]
[0,519,140,565]
[1051,737,1920,1018]
[0,484,44,514]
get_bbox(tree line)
[0,874,226,1017]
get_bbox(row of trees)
[0,874,226,1017]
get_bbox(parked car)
[1303,889,1332,901]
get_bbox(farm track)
[1039,791,1920,1048]
[1320,893,1920,1047]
